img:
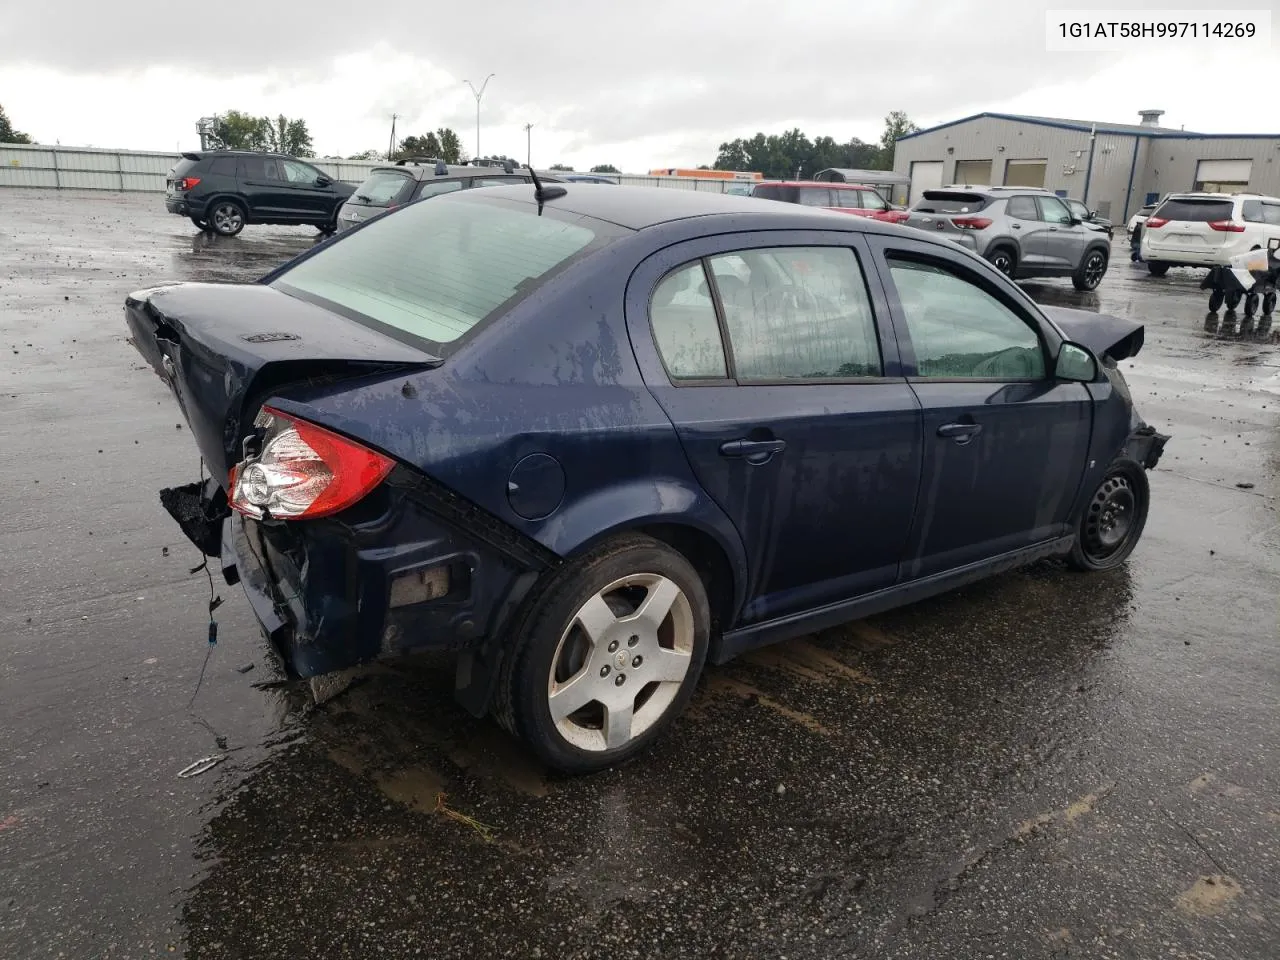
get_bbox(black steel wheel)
[1072,249,1108,291]
[1207,289,1225,312]
[1068,459,1150,572]
[986,247,1016,277]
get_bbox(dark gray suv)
[903,187,1112,291]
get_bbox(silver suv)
[902,186,1112,291]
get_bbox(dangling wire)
[187,457,222,710]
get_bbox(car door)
[278,159,336,221]
[236,155,290,217]
[866,234,1092,578]
[624,231,924,624]
[1036,195,1088,269]
[1004,194,1051,266]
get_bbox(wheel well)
[987,241,1017,261]
[634,523,736,632]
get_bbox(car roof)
[758,180,868,189]
[182,150,298,160]
[367,162,527,182]
[932,185,1058,195]
[444,182,918,234]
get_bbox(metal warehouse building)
[891,110,1280,225]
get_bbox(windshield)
[271,195,626,350]
[913,191,991,213]
[353,170,415,206]
[1153,198,1234,222]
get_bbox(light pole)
[524,122,534,167]
[463,74,495,162]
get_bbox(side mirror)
[1056,342,1097,382]
[315,176,331,187]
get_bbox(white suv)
[1140,193,1280,276]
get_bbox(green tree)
[590,164,621,174]
[876,110,919,169]
[549,163,574,171]
[437,128,463,164]
[209,110,267,151]
[262,115,314,156]
[397,132,442,160]
[0,103,32,144]
[347,149,384,160]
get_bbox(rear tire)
[1067,459,1150,572]
[1147,262,1170,277]
[493,533,710,774]
[209,199,247,237]
[189,216,210,232]
[986,246,1017,278]
[1072,248,1108,291]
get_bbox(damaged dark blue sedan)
[127,177,1168,773]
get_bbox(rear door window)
[1006,196,1039,220]
[272,195,624,350]
[710,246,882,380]
[1154,198,1234,222]
[415,180,465,199]
[237,156,265,179]
[798,188,833,207]
[1263,203,1280,226]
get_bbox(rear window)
[170,157,199,178]
[1153,198,1234,223]
[271,195,627,350]
[355,170,414,207]
[913,191,991,213]
[751,185,800,204]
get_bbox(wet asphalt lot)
[0,188,1277,960]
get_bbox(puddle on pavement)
[1175,875,1243,917]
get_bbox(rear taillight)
[180,177,201,191]
[951,216,992,230]
[1145,217,1169,228]
[1208,220,1246,233]
[229,407,394,520]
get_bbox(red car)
[750,181,910,224]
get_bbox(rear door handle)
[720,438,787,463]
[1011,223,1021,229]
[938,422,983,443]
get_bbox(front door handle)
[937,422,983,444]
[1011,223,1021,229]
[720,438,787,464]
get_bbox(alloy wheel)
[1083,252,1106,287]
[212,204,244,235]
[547,573,695,752]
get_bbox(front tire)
[493,533,710,773]
[1068,459,1150,572]
[1072,248,1108,291]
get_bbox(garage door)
[909,161,943,203]
[1003,159,1047,188]
[1194,159,1253,192]
[954,160,992,186]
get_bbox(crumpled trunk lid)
[125,282,440,482]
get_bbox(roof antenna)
[527,164,567,202]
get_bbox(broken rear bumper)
[161,470,555,680]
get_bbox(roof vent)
[1138,109,1165,127]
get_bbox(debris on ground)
[177,755,226,779]
[433,793,495,841]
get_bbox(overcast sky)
[0,0,1276,170]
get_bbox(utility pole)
[464,74,495,162]
[388,113,399,161]
[524,122,534,167]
